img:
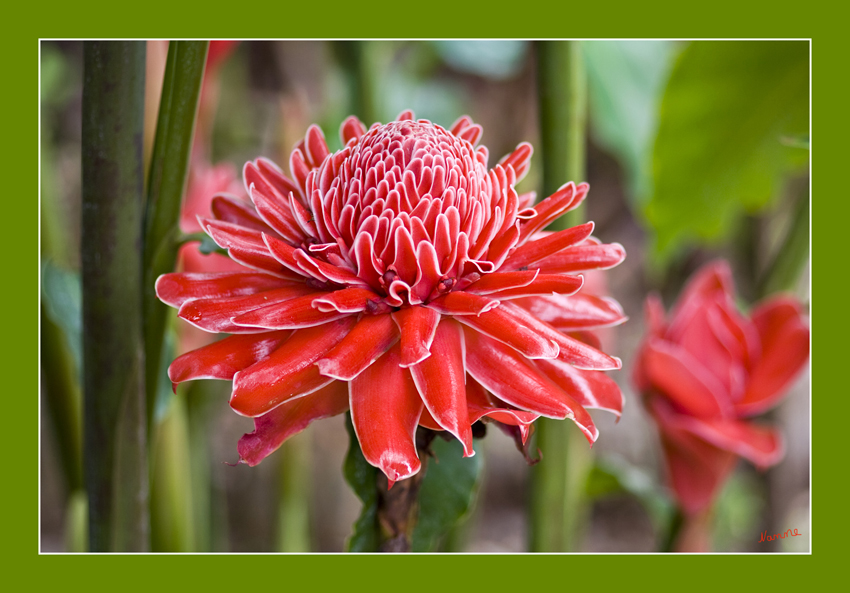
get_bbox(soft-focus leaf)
[343,413,381,552]
[41,261,82,376]
[587,456,674,530]
[433,40,528,80]
[583,40,676,199]
[412,436,482,552]
[645,41,809,261]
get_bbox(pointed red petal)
[464,328,598,444]
[230,317,357,416]
[408,320,474,456]
[211,195,272,234]
[454,303,559,360]
[519,293,627,330]
[168,331,292,384]
[315,313,399,380]
[465,270,540,295]
[465,376,539,427]
[230,292,350,330]
[238,381,349,466]
[350,344,424,482]
[534,242,626,274]
[177,286,319,333]
[426,292,501,316]
[503,222,595,270]
[535,358,624,417]
[391,306,441,367]
[518,182,589,244]
[156,271,289,309]
[484,274,584,300]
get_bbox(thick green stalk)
[529,40,591,552]
[81,41,148,551]
[143,41,208,428]
[536,40,588,229]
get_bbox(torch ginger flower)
[156,111,626,483]
[633,261,810,515]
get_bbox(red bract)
[633,261,809,515]
[157,111,627,483]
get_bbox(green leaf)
[412,436,482,552]
[645,41,809,261]
[583,40,677,199]
[41,261,82,376]
[343,413,381,552]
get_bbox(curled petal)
[230,317,356,417]
[238,381,349,466]
[465,270,540,295]
[350,344,424,483]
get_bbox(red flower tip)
[633,259,809,514]
[158,111,627,482]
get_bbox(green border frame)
[17,0,837,587]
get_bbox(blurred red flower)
[157,111,626,483]
[633,260,809,515]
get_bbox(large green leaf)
[645,41,809,261]
[583,40,676,199]
[412,436,482,552]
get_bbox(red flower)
[156,111,626,483]
[633,261,809,514]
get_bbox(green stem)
[536,40,588,229]
[529,40,591,552]
[333,41,377,125]
[143,41,208,430]
[81,41,149,551]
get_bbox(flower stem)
[81,41,149,551]
[529,40,591,552]
[376,429,434,552]
[143,41,208,430]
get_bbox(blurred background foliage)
[40,39,809,552]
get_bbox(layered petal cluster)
[633,261,809,514]
[157,111,626,483]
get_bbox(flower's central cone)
[308,119,519,306]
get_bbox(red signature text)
[759,528,802,543]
